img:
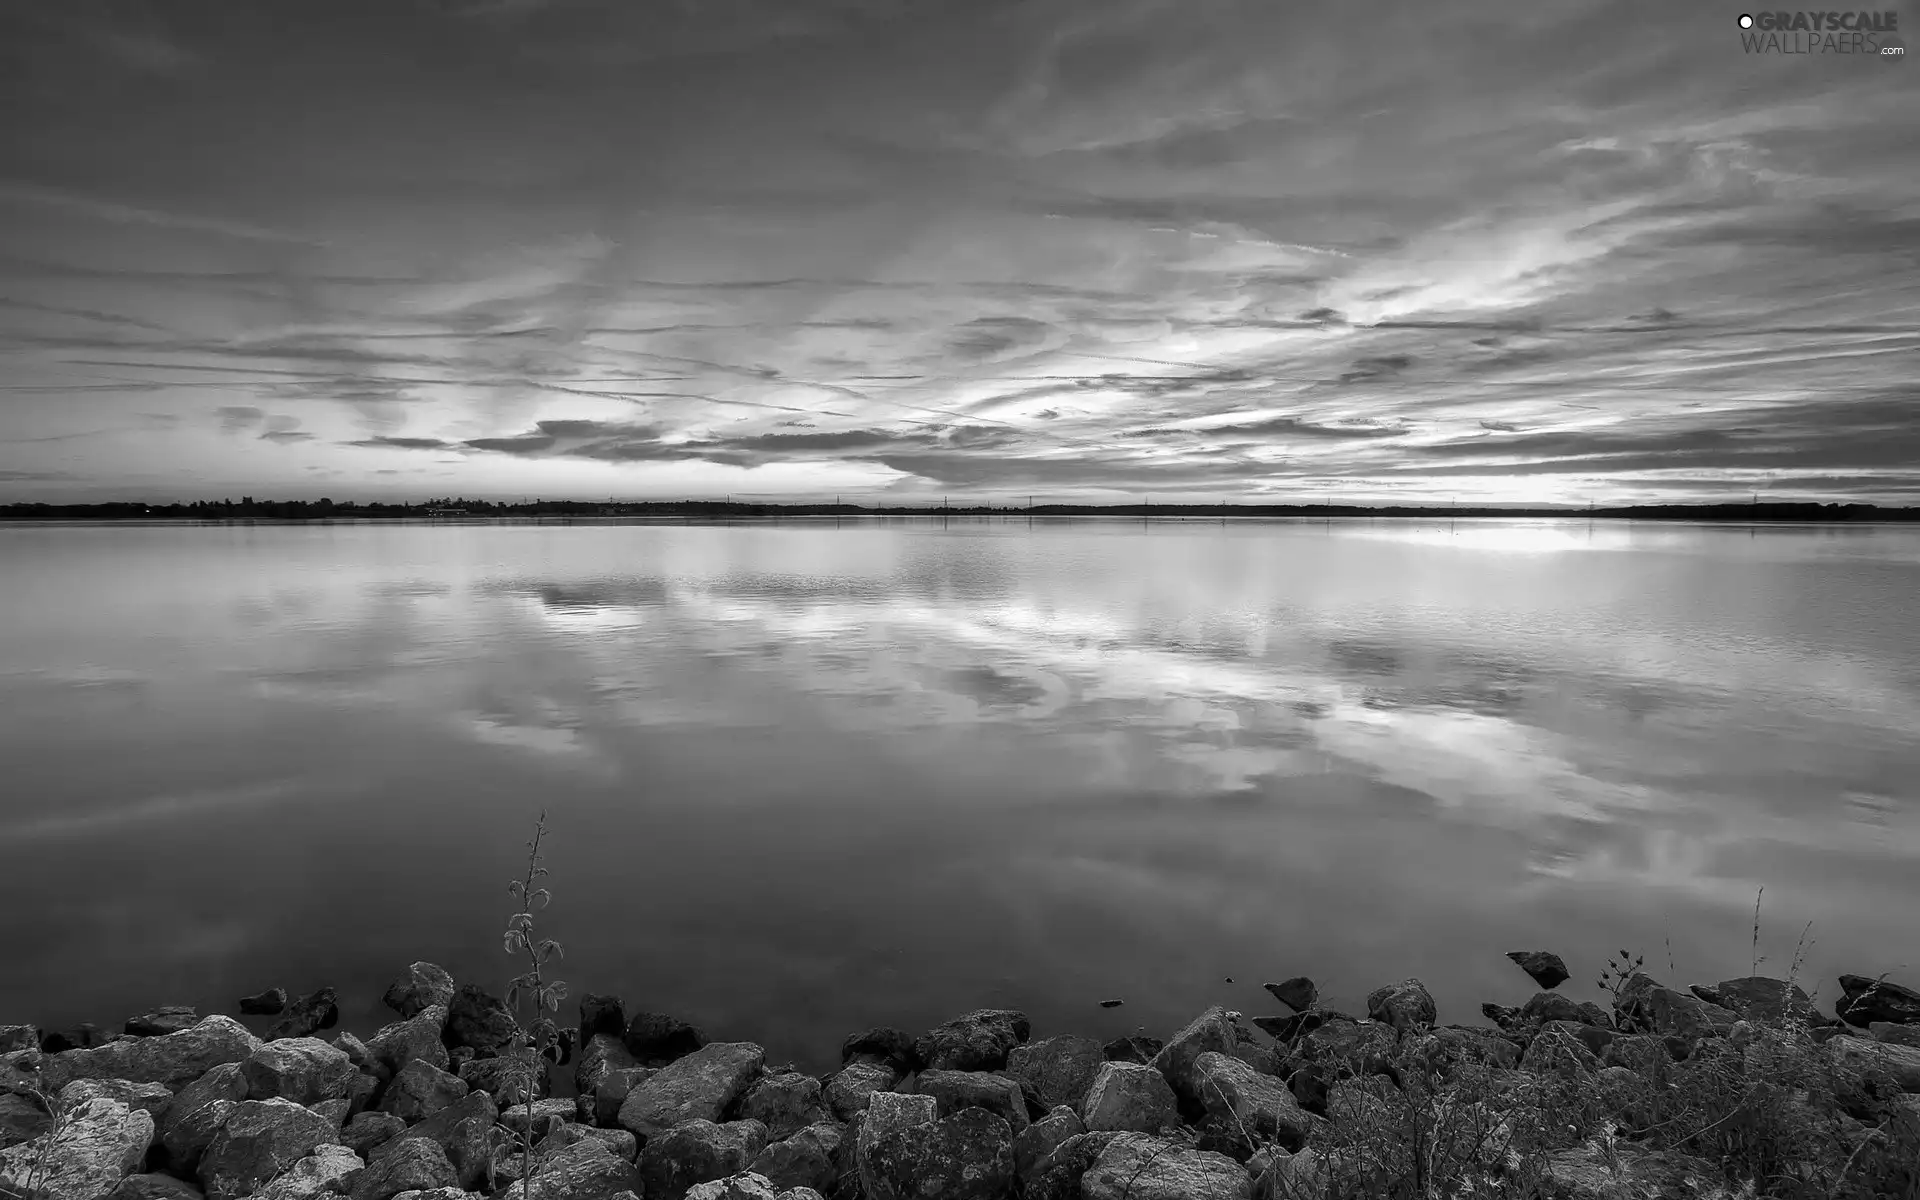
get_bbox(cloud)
[216,406,264,432]
[0,184,321,245]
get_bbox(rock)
[379,1061,470,1124]
[773,1190,823,1200]
[0,1097,154,1200]
[127,1008,201,1038]
[1263,978,1318,1013]
[1870,1022,1920,1048]
[1100,1035,1163,1065]
[1021,1132,1122,1200]
[1700,977,1819,1025]
[442,987,516,1057]
[1148,1006,1236,1102]
[240,989,290,1017]
[616,1041,764,1139]
[746,1123,840,1194]
[245,1038,357,1106]
[1365,979,1437,1034]
[1542,1144,1739,1199]
[39,1017,260,1093]
[1408,1027,1521,1077]
[535,1123,638,1164]
[1519,992,1595,1026]
[0,1027,40,1054]
[1838,974,1920,1028]
[1294,1017,1396,1073]
[155,1062,248,1171]
[1602,1035,1669,1074]
[348,1138,457,1200]
[341,1112,409,1159]
[734,1073,826,1141]
[1079,1133,1251,1200]
[1480,1003,1521,1031]
[38,1027,109,1055]
[455,1052,547,1106]
[1520,1024,1602,1077]
[1,1091,52,1150]
[107,1173,205,1200]
[913,1010,1030,1073]
[367,1008,450,1077]
[589,1067,656,1129]
[56,1079,174,1124]
[1098,1000,1123,1010]
[380,965,455,1021]
[855,1103,1013,1200]
[1505,951,1571,990]
[498,1098,577,1140]
[1012,1107,1082,1182]
[837,1029,917,1073]
[576,997,626,1047]
[1829,1035,1920,1093]
[638,1119,768,1200]
[1005,1035,1105,1114]
[256,1144,366,1200]
[912,1069,1027,1132]
[384,1090,498,1192]
[267,991,341,1043]
[682,1172,779,1200]
[1191,1051,1313,1153]
[199,1098,339,1200]
[821,1060,897,1122]
[573,1036,636,1098]
[1080,1062,1177,1133]
[620,1013,707,1067]
[501,1136,642,1200]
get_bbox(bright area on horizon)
[0,0,1915,507]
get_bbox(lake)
[2,517,1916,1068]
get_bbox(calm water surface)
[3,518,1917,1066]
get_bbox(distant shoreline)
[2,500,1916,524]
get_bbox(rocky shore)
[3,955,1919,1200]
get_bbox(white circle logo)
[1738,13,1754,27]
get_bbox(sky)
[0,0,1915,506]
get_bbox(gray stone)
[1148,1006,1237,1103]
[1005,1035,1105,1114]
[246,1039,357,1106]
[456,1052,547,1107]
[838,1029,917,1073]
[577,996,627,1047]
[1838,974,1920,1028]
[1079,1133,1250,1200]
[856,1103,1012,1200]
[331,1036,376,1077]
[1520,1024,1602,1077]
[382,965,456,1021]
[0,1028,39,1055]
[534,1124,637,1165]
[572,1036,636,1099]
[127,1008,201,1038]
[312,1100,351,1130]
[379,1061,470,1124]
[682,1174,778,1200]
[1696,977,1818,1026]
[637,1119,768,1200]
[1829,1035,1920,1092]
[366,1007,450,1078]
[267,991,342,1043]
[341,1112,408,1159]
[734,1073,826,1141]
[0,1097,154,1200]
[1191,1051,1313,1152]
[745,1122,841,1194]
[256,1144,366,1200]
[0,1091,52,1150]
[1871,1022,1920,1048]
[107,1172,205,1200]
[1021,1132,1123,1200]
[616,1042,765,1139]
[1262,979,1317,1013]
[1505,952,1570,990]
[240,989,290,1017]
[1365,979,1437,1033]
[501,1136,642,1200]
[620,1014,708,1068]
[39,1017,261,1093]
[56,1079,174,1124]
[497,1098,576,1140]
[913,1069,1028,1132]
[913,1010,1029,1073]
[1080,1061,1177,1133]
[588,1067,656,1130]
[199,1098,339,1200]
[348,1138,456,1200]
[381,1090,498,1193]
[821,1060,897,1121]
[1542,1145,1739,1199]
[1012,1106,1083,1182]
[159,1087,242,1177]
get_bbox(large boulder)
[855,1097,1013,1200]
[912,1069,1028,1132]
[39,1017,260,1093]
[384,1089,498,1192]
[245,1039,357,1106]
[1020,1132,1123,1200]
[734,1073,827,1141]
[1518,992,1600,1027]
[839,1029,918,1074]
[573,1036,637,1098]
[0,1091,52,1150]
[821,1060,897,1121]
[382,965,456,1021]
[443,987,517,1057]
[1012,1107,1083,1182]
[367,1007,451,1077]
[0,1028,39,1055]
[1191,1052,1313,1152]
[126,1008,201,1038]
[1079,1133,1250,1200]
[1262,979,1317,1013]
[577,996,627,1047]
[1542,1144,1738,1199]
[500,1135,641,1200]
[1005,1035,1105,1113]
[1505,952,1571,990]
[199,1098,338,1200]
[456,1052,547,1107]
[267,991,342,1043]
[1838,974,1920,1028]
[240,989,290,1017]
[56,1079,174,1124]
[156,1062,249,1172]
[1829,1035,1920,1093]
[341,1112,408,1159]
[255,1144,366,1200]
[913,1011,1030,1073]
[588,1067,656,1129]
[1080,1062,1176,1133]
[616,1042,765,1139]
[1692,977,1819,1026]
[0,1097,154,1200]
[1148,1007,1236,1103]
[1100,1036,1163,1066]
[348,1138,456,1200]
[380,1061,470,1124]
[746,1122,841,1194]
[638,1119,768,1200]
[1365,979,1437,1034]
[621,1013,708,1067]
[1872,1023,1920,1049]
[107,1173,205,1200]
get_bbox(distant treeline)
[0,496,1914,522]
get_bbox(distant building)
[425,507,471,516]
